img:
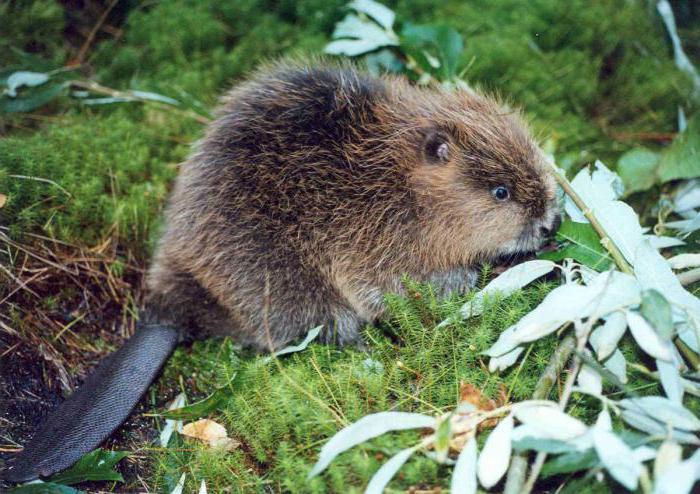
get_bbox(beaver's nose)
[540,213,562,237]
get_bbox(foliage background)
[1,0,699,492]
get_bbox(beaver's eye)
[491,185,510,201]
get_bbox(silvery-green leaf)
[325,39,390,56]
[5,71,49,97]
[268,326,322,360]
[653,449,700,494]
[635,241,700,321]
[514,405,588,441]
[511,426,585,453]
[668,253,700,270]
[451,437,477,494]
[590,311,627,361]
[477,414,513,488]
[307,412,435,478]
[674,179,700,212]
[646,234,685,249]
[677,321,699,353]
[365,446,416,494]
[497,271,639,352]
[160,392,186,447]
[441,260,556,326]
[657,352,684,404]
[641,289,674,340]
[130,90,180,106]
[603,348,628,384]
[657,0,700,94]
[626,311,673,361]
[596,407,613,432]
[349,0,395,29]
[665,215,700,234]
[170,473,186,494]
[565,163,644,263]
[488,346,523,372]
[577,360,603,395]
[654,440,682,478]
[633,446,657,463]
[619,397,700,431]
[620,409,700,445]
[591,160,625,199]
[593,426,642,490]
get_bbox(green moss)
[147,280,561,493]
[0,109,192,252]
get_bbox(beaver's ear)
[422,128,451,164]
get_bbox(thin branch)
[547,164,633,275]
[503,334,576,494]
[75,0,119,64]
[68,80,211,125]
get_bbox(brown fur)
[144,61,560,350]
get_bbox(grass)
[1,0,697,492]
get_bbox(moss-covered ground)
[1,1,698,492]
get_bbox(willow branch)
[67,80,211,125]
[503,334,576,494]
[547,164,633,275]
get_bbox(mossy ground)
[1,1,698,492]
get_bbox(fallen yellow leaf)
[180,418,240,450]
[0,194,6,208]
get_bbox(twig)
[521,322,591,494]
[503,335,576,494]
[8,174,72,197]
[68,80,211,125]
[75,0,119,64]
[611,131,676,142]
[547,164,633,275]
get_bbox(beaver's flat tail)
[2,323,179,483]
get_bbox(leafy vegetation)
[2,0,700,493]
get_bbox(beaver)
[3,61,560,482]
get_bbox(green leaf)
[657,114,700,184]
[541,449,599,477]
[48,449,129,485]
[4,483,86,494]
[161,376,235,420]
[616,148,660,194]
[540,220,612,271]
[0,82,67,113]
[400,23,464,80]
[640,289,674,340]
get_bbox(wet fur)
[146,61,559,350]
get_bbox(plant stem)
[503,334,576,494]
[68,80,212,124]
[521,332,586,494]
[547,164,634,275]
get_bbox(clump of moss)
[0,109,196,252]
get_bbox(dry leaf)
[458,382,509,430]
[181,419,237,449]
[0,194,7,208]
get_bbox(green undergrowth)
[2,0,698,492]
[147,278,653,493]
